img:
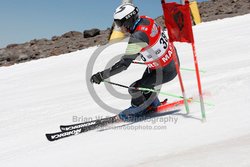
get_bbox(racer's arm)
[102,31,149,76]
[90,31,149,84]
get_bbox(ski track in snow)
[0,14,250,167]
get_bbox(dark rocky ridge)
[0,29,111,66]
[0,0,249,67]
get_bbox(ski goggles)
[114,19,124,27]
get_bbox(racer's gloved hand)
[90,72,104,84]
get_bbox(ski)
[45,98,193,141]
[59,98,192,132]
[46,116,118,141]
[156,97,193,112]
[60,116,117,131]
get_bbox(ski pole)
[132,60,206,74]
[104,80,130,89]
[103,80,182,98]
[103,80,214,107]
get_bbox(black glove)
[90,72,104,84]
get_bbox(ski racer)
[90,3,179,121]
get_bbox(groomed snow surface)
[1,14,250,167]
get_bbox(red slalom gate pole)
[192,43,206,121]
[161,0,206,121]
[172,43,190,114]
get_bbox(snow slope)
[1,14,250,167]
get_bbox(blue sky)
[0,0,206,48]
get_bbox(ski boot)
[118,105,147,122]
[118,97,161,121]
